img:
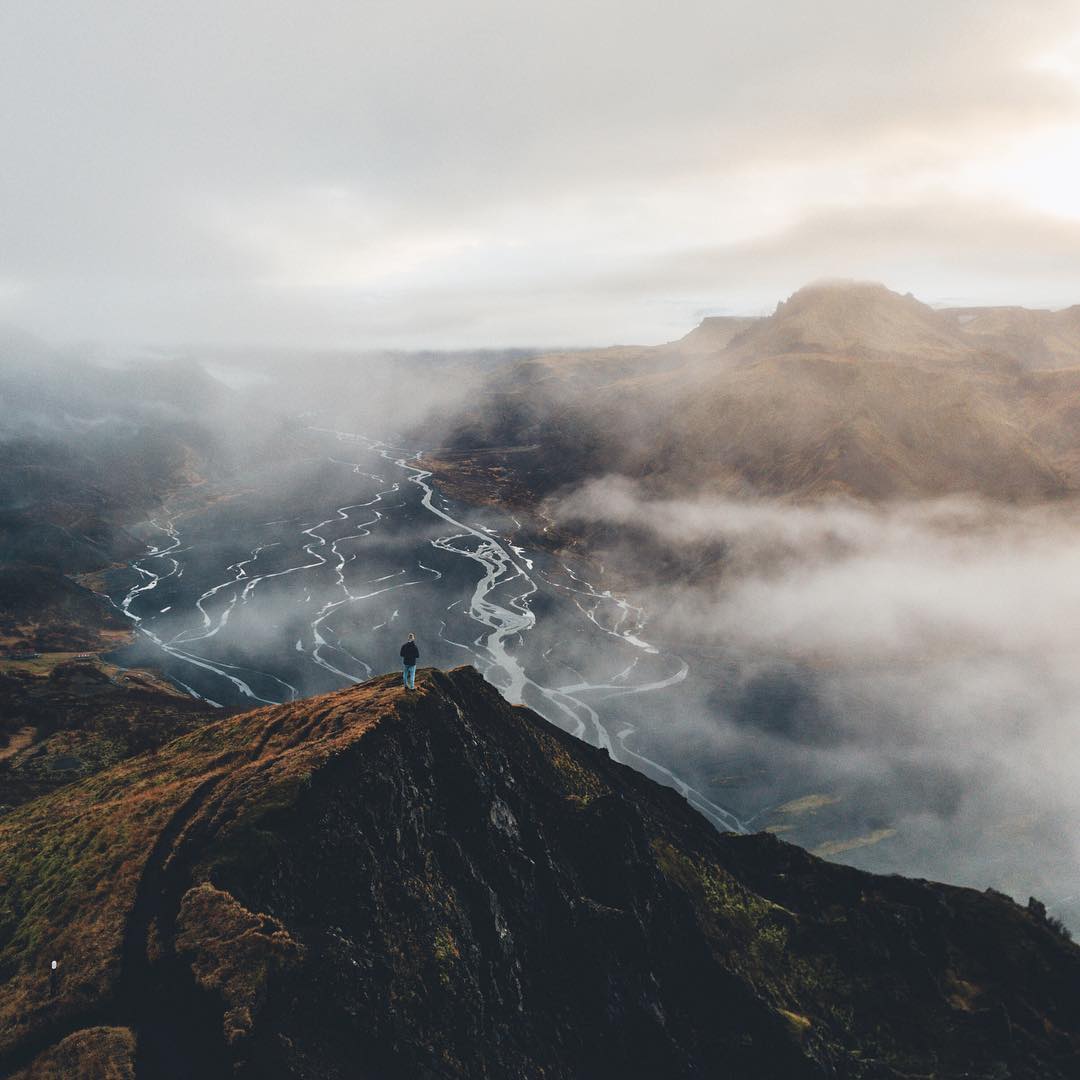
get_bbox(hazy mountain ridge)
[1,667,1077,1078]
[725,282,974,365]
[944,304,1080,371]
[429,281,1080,520]
[0,337,233,578]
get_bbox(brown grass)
[0,673,416,1055]
[10,1025,135,1079]
[176,883,303,1046]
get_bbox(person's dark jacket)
[400,640,419,666]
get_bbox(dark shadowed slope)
[1,667,1078,1078]
[0,659,217,811]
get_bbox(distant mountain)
[727,281,971,364]
[0,335,251,576]
[660,351,1067,500]
[0,564,128,651]
[1,667,1077,1078]
[430,281,1080,513]
[944,304,1080,370]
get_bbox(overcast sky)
[2,1,1080,349]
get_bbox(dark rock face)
[207,673,813,1079]
[3,667,1079,1078]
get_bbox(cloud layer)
[2,1,1080,346]
[555,477,1080,921]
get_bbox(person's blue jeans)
[403,663,416,689]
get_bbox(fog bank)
[556,478,1080,921]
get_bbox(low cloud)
[555,477,1080,920]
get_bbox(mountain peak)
[780,277,914,304]
[3,666,1079,1078]
[733,279,963,361]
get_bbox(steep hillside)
[0,564,130,652]
[666,353,1067,500]
[2,667,1077,1078]
[0,659,216,811]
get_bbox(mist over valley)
[5,281,1080,941]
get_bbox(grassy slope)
[0,676,398,1062]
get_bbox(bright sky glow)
[2,1,1080,348]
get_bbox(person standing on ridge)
[400,633,419,690]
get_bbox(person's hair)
[408,632,415,640]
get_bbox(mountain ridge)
[2,666,1078,1078]
[672,281,1080,371]
[428,281,1080,525]
[727,280,971,364]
